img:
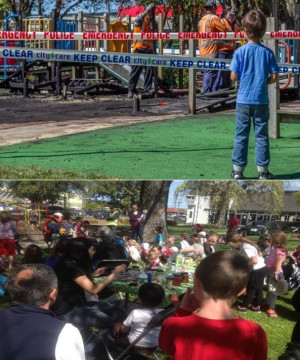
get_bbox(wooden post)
[266,17,279,139]
[22,61,28,98]
[133,94,141,112]
[78,11,83,51]
[179,15,184,89]
[158,13,163,80]
[103,13,109,52]
[188,39,196,114]
[56,61,62,95]
[77,12,84,79]
[152,7,158,97]
[50,10,57,82]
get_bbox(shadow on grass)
[276,304,300,322]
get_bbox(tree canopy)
[175,180,285,226]
[5,181,87,206]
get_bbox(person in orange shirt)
[127,4,156,99]
[213,9,239,91]
[198,0,227,94]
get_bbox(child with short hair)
[159,250,267,360]
[154,226,163,246]
[229,9,279,180]
[114,283,165,352]
[265,231,288,318]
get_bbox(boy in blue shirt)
[229,10,279,180]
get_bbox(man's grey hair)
[98,226,113,242]
[6,264,58,306]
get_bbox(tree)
[145,0,295,32]
[5,181,87,207]
[3,0,130,19]
[89,181,141,213]
[140,181,172,243]
[176,181,284,226]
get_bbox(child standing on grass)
[265,231,288,318]
[229,9,279,180]
[159,250,267,360]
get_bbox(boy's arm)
[230,71,238,82]
[113,320,130,336]
[267,73,278,85]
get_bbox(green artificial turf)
[0,114,299,179]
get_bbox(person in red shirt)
[227,213,240,232]
[159,250,267,360]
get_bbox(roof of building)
[167,207,185,214]
[237,191,299,213]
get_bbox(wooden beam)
[266,17,280,139]
[188,39,196,114]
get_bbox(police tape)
[1,30,300,41]
[0,47,299,73]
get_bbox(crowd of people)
[0,211,299,360]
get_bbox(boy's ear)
[237,287,246,297]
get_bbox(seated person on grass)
[159,250,267,360]
[0,263,85,360]
[114,283,165,354]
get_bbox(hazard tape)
[1,30,300,41]
[0,47,299,73]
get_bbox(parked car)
[238,220,280,236]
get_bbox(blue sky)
[168,180,300,209]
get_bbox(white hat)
[171,246,179,252]
[275,279,289,295]
[141,243,150,250]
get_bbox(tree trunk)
[140,181,172,244]
[215,202,228,227]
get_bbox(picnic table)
[94,268,194,309]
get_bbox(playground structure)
[0,12,133,95]
[0,7,300,137]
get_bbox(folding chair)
[104,305,177,360]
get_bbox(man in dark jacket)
[0,264,85,360]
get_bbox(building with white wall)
[186,191,300,226]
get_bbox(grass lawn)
[0,229,299,359]
[0,115,299,179]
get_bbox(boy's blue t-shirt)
[155,234,163,245]
[229,42,279,105]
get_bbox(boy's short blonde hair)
[242,9,266,41]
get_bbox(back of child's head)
[225,232,241,244]
[128,239,141,251]
[155,226,163,233]
[22,244,43,264]
[195,250,250,302]
[242,9,266,41]
[138,283,165,307]
[270,231,287,250]
[180,233,188,240]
